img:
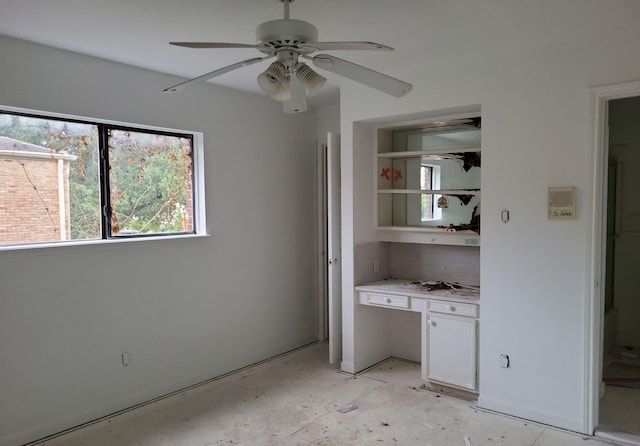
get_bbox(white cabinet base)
[426,314,477,391]
[357,285,479,394]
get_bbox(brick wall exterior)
[0,157,71,245]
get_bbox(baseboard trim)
[12,339,320,446]
[595,428,640,446]
[476,396,585,434]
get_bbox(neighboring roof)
[0,136,76,161]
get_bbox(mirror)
[379,126,480,231]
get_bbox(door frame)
[316,138,328,342]
[326,132,342,364]
[586,79,640,434]
[316,134,342,363]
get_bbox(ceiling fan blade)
[299,41,393,51]
[311,54,412,97]
[170,42,260,49]
[164,56,271,93]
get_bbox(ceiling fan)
[164,0,413,113]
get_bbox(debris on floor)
[604,346,640,389]
[603,362,640,389]
[337,403,358,414]
[614,345,639,360]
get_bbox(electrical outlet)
[500,354,510,368]
[373,258,380,273]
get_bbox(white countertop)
[355,279,480,303]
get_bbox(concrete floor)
[33,343,614,446]
[597,385,640,445]
[595,352,640,445]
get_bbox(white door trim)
[327,132,342,364]
[317,138,328,342]
[586,79,640,434]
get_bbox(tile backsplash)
[390,243,479,286]
[355,242,480,287]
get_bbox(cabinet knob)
[385,297,392,303]
[427,319,435,326]
[447,304,455,311]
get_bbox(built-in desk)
[355,279,480,393]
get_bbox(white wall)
[316,103,340,139]
[339,1,640,434]
[0,36,318,446]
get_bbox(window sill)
[0,233,211,253]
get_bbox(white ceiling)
[0,1,623,109]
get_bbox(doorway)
[316,133,342,365]
[591,87,640,444]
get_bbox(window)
[0,109,203,247]
[420,165,434,220]
[420,164,441,221]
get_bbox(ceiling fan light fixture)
[257,60,288,96]
[283,71,308,113]
[268,74,292,102]
[295,62,326,96]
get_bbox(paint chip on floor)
[337,403,358,413]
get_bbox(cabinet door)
[426,314,477,391]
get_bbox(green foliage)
[0,114,192,240]
[108,130,192,234]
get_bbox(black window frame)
[420,164,435,221]
[1,109,198,245]
[101,124,196,240]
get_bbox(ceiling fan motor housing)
[256,19,318,52]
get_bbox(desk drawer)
[427,300,477,317]
[365,292,409,309]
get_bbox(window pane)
[421,166,433,220]
[0,113,100,245]
[107,129,193,236]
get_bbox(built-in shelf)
[378,189,480,195]
[377,227,480,246]
[375,116,481,246]
[377,147,481,159]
